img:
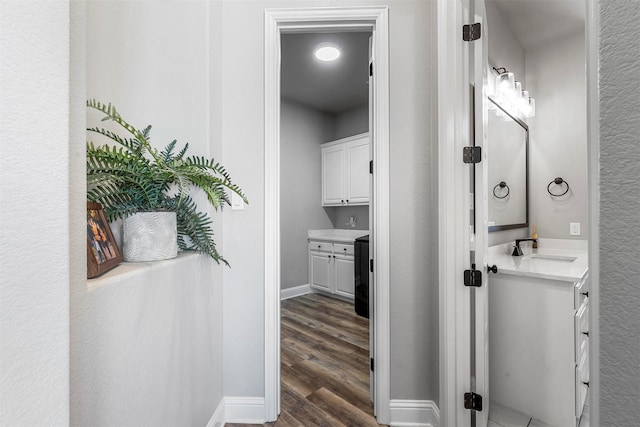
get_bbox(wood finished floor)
[226,293,383,427]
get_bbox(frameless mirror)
[488,96,528,231]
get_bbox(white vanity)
[488,239,589,427]
[307,229,367,301]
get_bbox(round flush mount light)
[314,43,341,62]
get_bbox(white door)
[322,146,345,205]
[368,33,376,407]
[346,137,370,204]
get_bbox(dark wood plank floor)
[227,293,383,427]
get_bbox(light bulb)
[314,43,341,61]
[496,72,515,103]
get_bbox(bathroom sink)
[528,254,577,263]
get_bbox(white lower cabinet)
[490,272,590,427]
[309,239,354,299]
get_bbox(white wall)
[220,0,439,404]
[527,31,587,240]
[0,2,72,425]
[280,99,335,290]
[73,2,224,425]
[599,0,640,423]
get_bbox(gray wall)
[527,31,588,240]
[219,0,439,403]
[280,99,335,290]
[327,102,370,231]
[74,2,225,425]
[334,103,369,140]
[599,0,640,423]
[486,0,529,247]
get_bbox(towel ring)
[493,181,510,199]
[547,177,570,197]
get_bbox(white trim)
[585,0,600,425]
[389,400,440,427]
[224,397,265,424]
[264,6,390,424]
[438,0,471,426]
[206,398,225,427]
[280,284,311,300]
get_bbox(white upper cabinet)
[321,133,370,206]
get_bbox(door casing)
[263,6,391,424]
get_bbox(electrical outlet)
[231,193,244,210]
[570,222,581,236]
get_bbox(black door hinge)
[464,392,483,411]
[463,23,481,42]
[370,160,373,174]
[370,358,374,372]
[369,62,373,77]
[463,146,482,164]
[370,259,374,273]
[464,266,482,287]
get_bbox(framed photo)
[87,202,123,278]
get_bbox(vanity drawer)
[309,241,333,253]
[575,350,589,418]
[333,243,354,256]
[574,274,590,309]
[575,301,589,362]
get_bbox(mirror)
[488,96,528,232]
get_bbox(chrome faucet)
[512,238,538,256]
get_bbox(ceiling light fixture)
[314,43,341,62]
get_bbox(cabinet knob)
[582,331,589,337]
[341,199,344,203]
[346,199,349,203]
[327,254,331,259]
[318,245,321,249]
[582,291,589,297]
[583,381,590,387]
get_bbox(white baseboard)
[224,396,265,424]
[206,398,225,427]
[280,283,311,300]
[389,400,440,427]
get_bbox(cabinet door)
[334,255,355,297]
[322,146,345,206]
[346,137,370,205]
[310,251,332,291]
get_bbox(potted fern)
[86,99,247,265]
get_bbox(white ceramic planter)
[122,212,178,262]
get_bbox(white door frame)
[437,0,472,425]
[438,0,601,425]
[263,6,390,424]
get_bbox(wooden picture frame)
[87,202,123,278]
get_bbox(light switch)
[570,222,581,236]
[231,193,244,210]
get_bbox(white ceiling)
[281,32,371,115]
[490,0,585,50]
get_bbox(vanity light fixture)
[492,67,535,119]
[314,43,341,62]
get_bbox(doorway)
[263,7,390,424]
[438,0,599,426]
[278,28,373,423]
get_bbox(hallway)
[228,293,381,426]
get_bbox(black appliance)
[354,234,369,318]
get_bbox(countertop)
[308,229,369,244]
[488,238,588,282]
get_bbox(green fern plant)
[86,99,247,265]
